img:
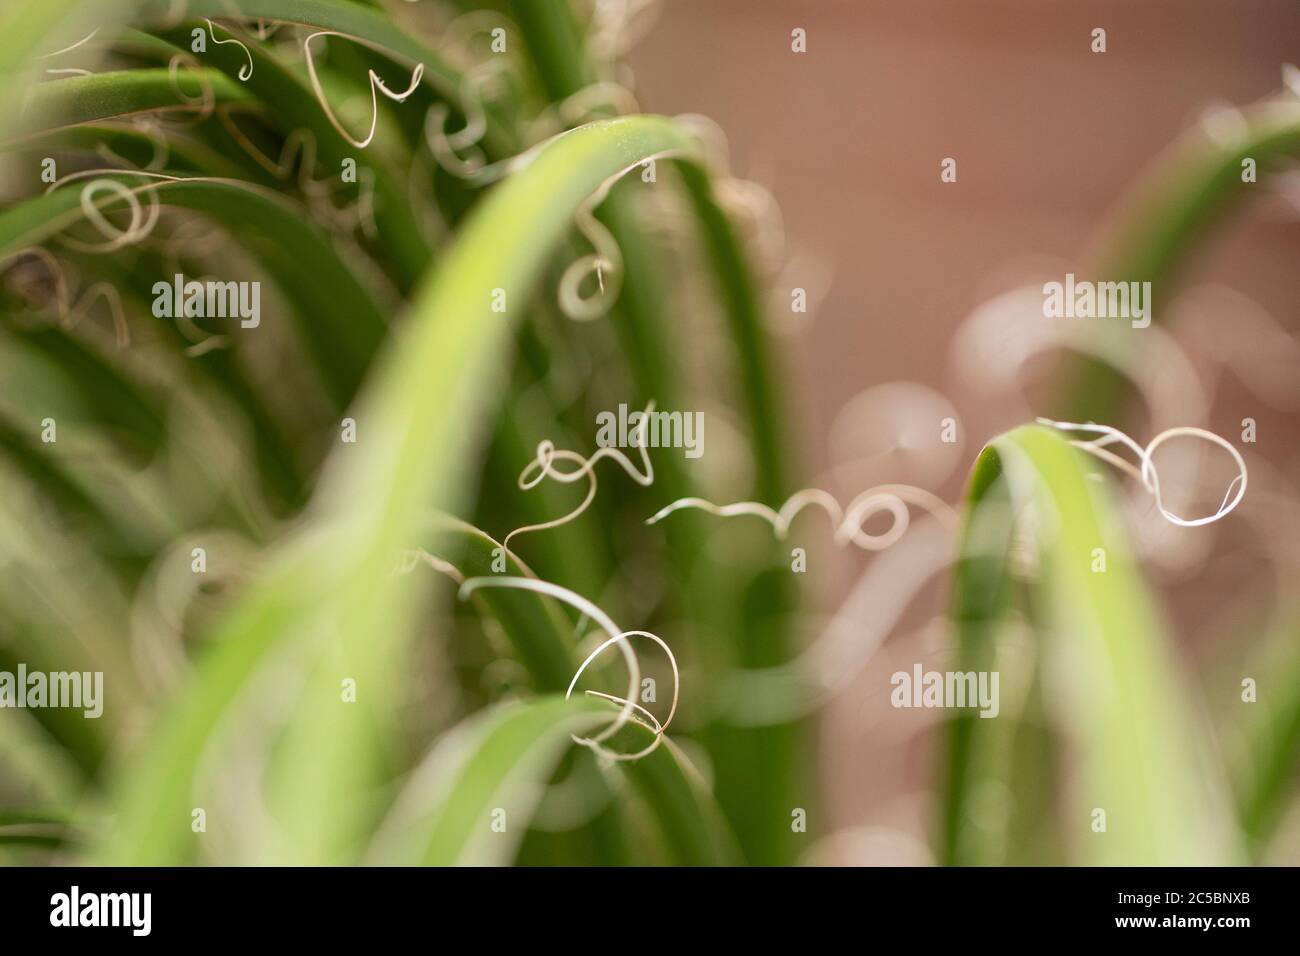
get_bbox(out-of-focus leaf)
[1234,615,1300,855]
[98,116,707,865]
[14,69,254,138]
[370,694,735,867]
[1056,102,1300,422]
[374,695,616,866]
[0,0,144,132]
[942,425,1239,865]
[0,178,389,406]
[510,0,799,866]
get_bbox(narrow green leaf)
[508,0,800,866]
[0,178,389,407]
[381,695,616,866]
[426,518,578,693]
[1056,103,1300,422]
[13,69,254,138]
[620,738,741,866]
[1234,615,1300,854]
[98,116,707,865]
[0,0,144,132]
[942,425,1239,865]
[370,694,735,867]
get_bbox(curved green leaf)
[942,424,1239,865]
[370,694,734,867]
[508,0,799,867]
[1057,102,1300,421]
[97,116,707,865]
[0,177,389,406]
[377,695,614,866]
[0,0,145,131]
[15,69,254,138]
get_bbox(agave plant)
[0,0,1295,868]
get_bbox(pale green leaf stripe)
[97,117,706,865]
[943,425,1239,865]
[368,695,736,867]
[385,696,616,866]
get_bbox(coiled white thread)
[502,402,655,552]
[556,150,684,321]
[423,59,506,180]
[42,175,162,254]
[203,19,253,81]
[425,73,637,186]
[526,82,639,142]
[588,0,662,63]
[458,577,677,760]
[95,116,171,173]
[304,31,424,149]
[165,52,217,127]
[646,484,955,552]
[1036,418,1247,527]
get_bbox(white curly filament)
[647,484,955,552]
[458,576,676,760]
[204,19,254,81]
[304,31,424,149]
[502,402,655,551]
[1036,418,1247,527]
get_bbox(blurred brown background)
[630,0,1300,861]
[631,0,1300,442]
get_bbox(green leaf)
[97,116,707,865]
[1233,614,1300,854]
[370,694,735,867]
[1055,103,1300,422]
[942,424,1239,865]
[0,178,389,407]
[0,0,145,132]
[620,738,741,866]
[14,69,254,137]
[374,695,616,866]
[508,0,800,866]
[425,518,578,693]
